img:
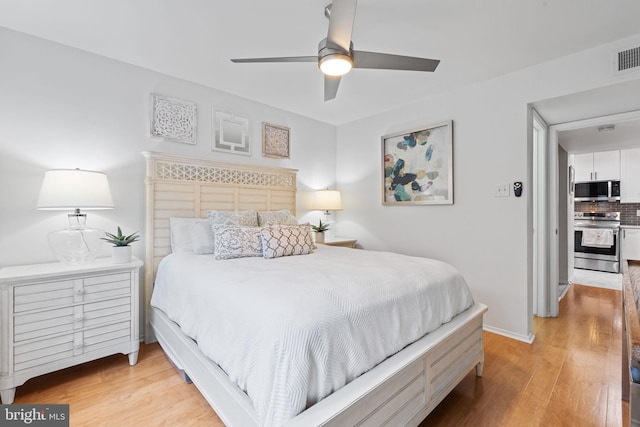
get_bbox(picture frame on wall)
[212,109,251,155]
[262,122,290,159]
[150,93,197,144]
[382,120,453,205]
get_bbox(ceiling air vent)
[613,46,640,75]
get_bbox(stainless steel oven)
[574,211,620,273]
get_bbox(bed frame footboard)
[151,303,487,427]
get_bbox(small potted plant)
[102,226,140,263]
[311,220,329,244]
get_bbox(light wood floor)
[13,284,628,426]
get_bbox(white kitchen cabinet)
[621,148,640,203]
[573,150,620,182]
[622,228,640,262]
[573,153,596,182]
[0,257,143,404]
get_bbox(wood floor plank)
[421,284,628,427]
[11,284,629,426]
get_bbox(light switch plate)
[495,184,510,197]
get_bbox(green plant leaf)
[102,226,140,247]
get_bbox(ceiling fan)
[230,0,440,101]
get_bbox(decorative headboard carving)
[142,151,297,341]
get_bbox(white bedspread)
[151,245,475,427]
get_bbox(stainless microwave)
[574,180,620,202]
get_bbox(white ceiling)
[2,0,640,125]
[558,118,640,154]
[532,79,640,154]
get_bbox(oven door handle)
[575,226,619,233]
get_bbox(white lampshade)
[312,190,343,212]
[37,169,114,210]
[36,169,114,265]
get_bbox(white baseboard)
[483,325,535,344]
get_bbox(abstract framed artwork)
[382,120,453,205]
[150,93,197,144]
[212,109,251,155]
[262,122,290,159]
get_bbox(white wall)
[0,27,336,269]
[3,25,640,342]
[335,34,640,341]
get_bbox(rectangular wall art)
[150,93,197,144]
[382,120,453,205]
[262,122,290,159]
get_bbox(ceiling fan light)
[319,54,353,76]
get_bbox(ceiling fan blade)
[231,56,317,64]
[324,75,341,101]
[352,51,440,72]
[326,0,358,51]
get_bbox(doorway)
[531,79,640,320]
[534,108,640,318]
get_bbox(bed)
[143,151,487,427]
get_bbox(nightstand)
[0,257,143,404]
[320,237,358,248]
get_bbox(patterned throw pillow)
[206,210,258,227]
[260,225,314,259]
[214,226,263,260]
[257,210,298,226]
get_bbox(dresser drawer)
[13,279,75,313]
[13,320,132,372]
[14,272,131,313]
[14,297,131,343]
[83,272,132,301]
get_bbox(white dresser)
[0,257,143,404]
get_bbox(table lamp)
[36,169,114,264]
[312,189,343,222]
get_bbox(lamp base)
[48,226,104,265]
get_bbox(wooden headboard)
[142,151,298,341]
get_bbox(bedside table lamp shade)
[312,189,342,226]
[37,169,114,265]
[312,190,343,215]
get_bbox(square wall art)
[150,93,197,144]
[212,110,251,155]
[262,122,290,159]
[382,120,453,205]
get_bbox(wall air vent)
[613,46,640,75]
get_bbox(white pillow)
[206,210,258,227]
[257,210,298,226]
[214,226,263,260]
[169,217,210,253]
[260,225,314,259]
[189,220,215,254]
